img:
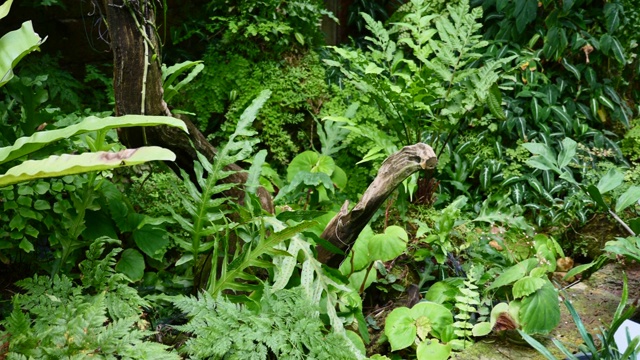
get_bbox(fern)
[0,238,178,359]
[264,217,366,359]
[451,264,483,350]
[327,0,514,153]
[173,286,359,360]
[167,90,271,285]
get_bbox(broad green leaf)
[133,225,170,261]
[417,340,451,360]
[604,2,622,33]
[115,248,145,281]
[519,283,560,334]
[535,243,556,272]
[514,0,538,33]
[522,143,556,165]
[0,115,187,165]
[561,58,580,80]
[615,186,640,213]
[472,322,493,337]
[610,36,626,64]
[385,307,416,351]
[487,258,538,290]
[599,94,615,110]
[287,151,335,181]
[564,261,597,280]
[550,106,572,129]
[512,276,546,298]
[364,63,384,75]
[0,147,176,187]
[340,226,375,274]
[367,225,408,262]
[557,138,577,168]
[0,21,42,87]
[597,167,624,194]
[331,165,348,190]
[347,267,377,292]
[345,330,366,358]
[424,280,462,304]
[410,302,454,339]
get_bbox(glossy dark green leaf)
[586,185,608,210]
[604,2,622,33]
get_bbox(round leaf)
[519,283,560,334]
[116,248,145,282]
[286,151,335,181]
[512,276,546,298]
[472,322,493,337]
[368,225,408,262]
[385,307,416,351]
[410,302,454,339]
[416,339,451,360]
[331,165,348,190]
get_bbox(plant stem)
[609,209,636,237]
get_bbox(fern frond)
[174,286,360,359]
[208,219,318,296]
[169,90,271,279]
[264,217,366,359]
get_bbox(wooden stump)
[318,143,437,263]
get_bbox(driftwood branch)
[318,143,438,263]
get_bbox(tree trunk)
[318,143,438,264]
[99,0,273,213]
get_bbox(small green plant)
[0,238,179,358]
[384,301,455,360]
[585,167,640,236]
[481,237,563,335]
[167,90,272,291]
[275,150,347,207]
[520,274,640,360]
[172,285,362,359]
[338,225,409,293]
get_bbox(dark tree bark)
[99,0,273,213]
[318,143,438,264]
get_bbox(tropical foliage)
[1,0,640,358]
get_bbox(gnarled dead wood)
[318,143,437,263]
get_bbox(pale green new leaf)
[615,186,640,213]
[0,147,175,187]
[0,115,187,165]
[0,0,13,20]
[0,21,43,87]
[597,167,624,194]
